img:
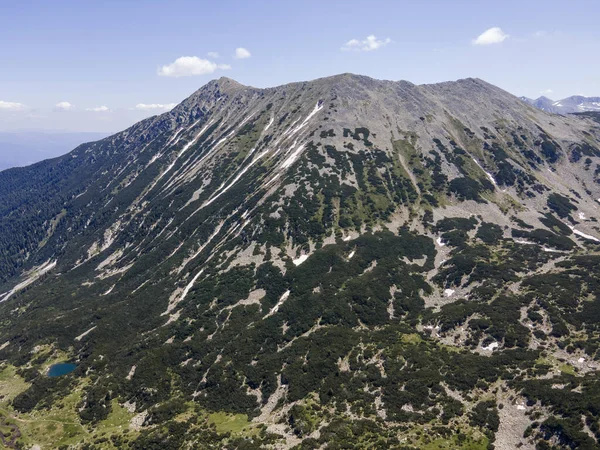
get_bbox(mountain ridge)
[0,73,599,449]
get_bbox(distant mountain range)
[520,94,600,114]
[0,131,109,171]
[1,74,600,448]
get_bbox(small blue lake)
[48,363,77,377]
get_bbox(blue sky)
[1,0,599,132]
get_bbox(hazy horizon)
[0,130,109,171]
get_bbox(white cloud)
[540,89,553,95]
[54,101,74,111]
[0,100,26,110]
[207,51,220,58]
[341,35,392,52]
[234,47,251,59]
[472,27,509,45]
[86,105,109,112]
[134,103,177,111]
[158,56,231,77]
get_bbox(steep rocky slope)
[0,74,600,449]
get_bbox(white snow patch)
[264,116,274,132]
[0,341,9,351]
[265,172,281,186]
[436,237,445,247]
[516,405,526,410]
[570,226,600,243]
[482,341,499,351]
[276,101,324,148]
[102,285,115,296]
[471,156,499,189]
[126,365,137,380]
[213,134,231,149]
[0,260,57,303]
[162,269,205,316]
[291,102,323,136]
[514,239,536,245]
[180,119,215,155]
[281,141,305,169]
[342,235,353,242]
[165,117,203,149]
[293,254,309,266]
[348,250,355,259]
[272,120,299,147]
[444,289,455,297]
[578,357,586,363]
[278,102,324,169]
[204,148,269,207]
[148,152,163,166]
[264,290,290,318]
[165,126,186,147]
[578,212,586,221]
[542,247,565,253]
[177,221,225,272]
[75,326,97,342]
[150,119,215,188]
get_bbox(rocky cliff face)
[0,74,600,449]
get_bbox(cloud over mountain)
[54,101,74,111]
[0,101,26,110]
[234,47,251,59]
[342,35,391,51]
[472,27,509,45]
[86,106,109,112]
[158,56,231,77]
